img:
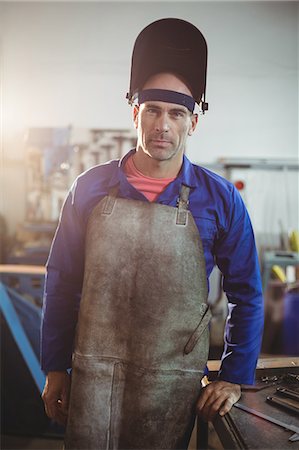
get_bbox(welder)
[41,18,264,449]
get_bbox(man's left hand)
[196,380,241,422]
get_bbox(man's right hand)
[42,371,71,426]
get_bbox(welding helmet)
[126,18,208,113]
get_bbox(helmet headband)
[138,89,195,113]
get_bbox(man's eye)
[171,111,185,118]
[146,108,158,114]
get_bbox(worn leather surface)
[65,196,210,450]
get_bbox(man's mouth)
[151,139,172,146]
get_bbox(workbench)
[209,358,299,449]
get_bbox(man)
[41,18,264,449]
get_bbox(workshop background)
[0,1,298,449]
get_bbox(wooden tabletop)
[0,264,46,275]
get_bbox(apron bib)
[65,185,211,450]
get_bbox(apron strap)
[176,184,191,225]
[183,304,212,355]
[101,186,119,215]
[102,184,191,222]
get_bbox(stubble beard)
[143,137,181,162]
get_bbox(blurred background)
[0,1,298,449]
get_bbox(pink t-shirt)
[124,156,176,202]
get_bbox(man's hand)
[42,371,71,426]
[196,380,241,422]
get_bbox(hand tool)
[277,387,299,402]
[266,396,299,415]
[285,373,299,384]
[234,401,299,442]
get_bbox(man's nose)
[155,113,170,132]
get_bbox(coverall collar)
[107,149,199,191]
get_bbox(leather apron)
[64,185,211,450]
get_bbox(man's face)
[133,73,198,163]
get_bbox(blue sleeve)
[40,181,85,373]
[215,186,264,385]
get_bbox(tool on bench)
[241,375,279,391]
[234,402,299,442]
[276,387,299,402]
[285,373,299,384]
[266,396,299,415]
[243,374,299,391]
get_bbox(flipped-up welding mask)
[126,18,208,114]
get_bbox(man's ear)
[188,113,198,136]
[133,105,140,129]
